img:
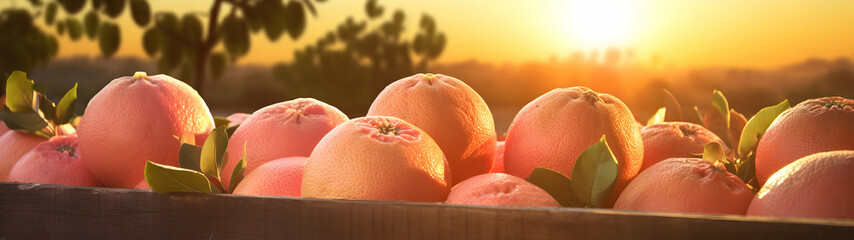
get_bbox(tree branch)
[203,0,224,53]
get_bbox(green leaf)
[55,83,78,124]
[28,0,44,7]
[525,168,584,207]
[129,0,150,26]
[200,127,228,178]
[571,136,619,208]
[57,0,86,14]
[0,107,49,134]
[646,107,666,126]
[229,157,246,193]
[92,0,103,10]
[702,142,727,165]
[238,4,263,33]
[426,32,446,59]
[737,100,791,158]
[393,10,405,24]
[178,143,203,172]
[157,43,181,72]
[65,18,83,41]
[208,181,221,193]
[103,0,126,18]
[222,15,250,57]
[693,105,704,125]
[56,21,66,35]
[255,0,287,41]
[324,31,335,43]
[45,3,57,25]
[220,153,230,177]
[32,83,46,94]
[365,0,384,19]
[98,22,121,57]
[209,52,227,81]
[181,14,203,46]
[699,90,733,148]
[5,71,35,113]
[154,12,179,31]
[285,1,307,39]
[142,28,160,56]
[178,62,193,90]
[46,36,59,57]
[662,89,683,121]
[84,11,100,39]
[226,125,239,138]
[420,14,436,35]
[153,13,181,71]
[301,0,317,17]
[144,161,212,193]
[213,117,230,128]
[37,93,56,123]
[736,152,758,189]
[412,33,426,54]
[712,90,730,129]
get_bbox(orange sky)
[23,0,854,69]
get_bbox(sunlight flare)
[565,0,640,48]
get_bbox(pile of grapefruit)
[1,71,852,221]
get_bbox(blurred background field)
[2,0,853,134]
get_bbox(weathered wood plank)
[0,182,852,239]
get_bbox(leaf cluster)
[145,121,247,194]
[645,89,791,191]
[1,71,78,138]
[526,136,619,208]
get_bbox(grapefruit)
[0,95,7,135]
[233,157,306,197]
[301,116,451,202]
[747,150,854,220]
[503,86,643,206]
[755,97,854,186]
[446,173,560,207]
[614,158,754,215]
[640,122,728,172]
[367,73,496,185]
[489,141,505,173]
[226,112,250,128]
[0,131,46,180]
[8,134,101,187]
[221,98,348,187]
[78,72,215,188]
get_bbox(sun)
[563,0,639,48]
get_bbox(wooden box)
[1,182,852,239]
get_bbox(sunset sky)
[21,0,854,69]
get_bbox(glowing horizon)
[559,0,640,49]
[10,0,854,69]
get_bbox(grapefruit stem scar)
[57,144,76,156]
[583,90,603,104]
[377,125,399,136]
[422,73,437,84]
[133,72,147,79]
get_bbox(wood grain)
[1,182,852,239]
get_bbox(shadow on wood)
[0,182,852,239]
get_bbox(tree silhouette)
[1,0,323,97]
[272,0,446,116]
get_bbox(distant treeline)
[18,56,854,132]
